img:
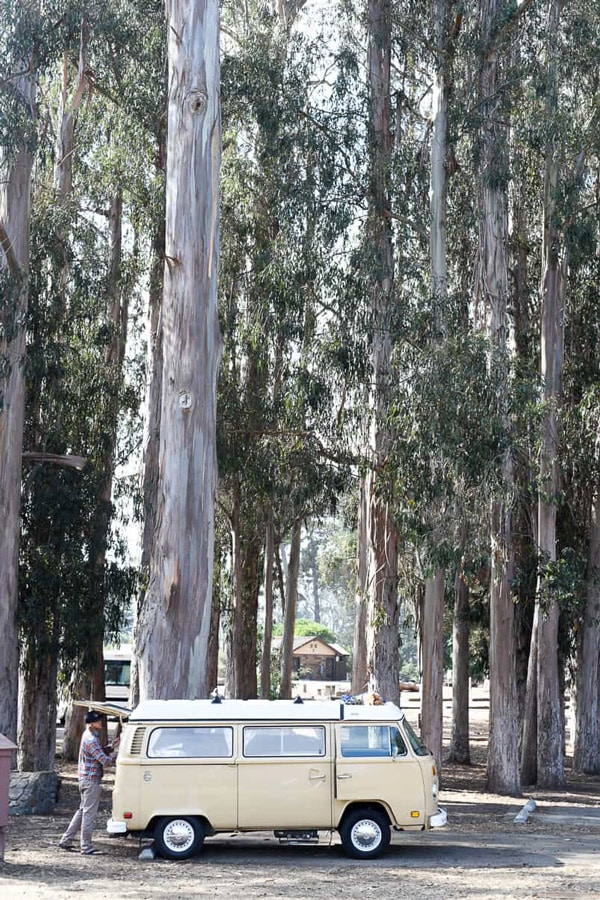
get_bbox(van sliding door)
[237,724,333,829]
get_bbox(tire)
[154,816,204,860]
[339,808,390,859]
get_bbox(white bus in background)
[103,645,132,705]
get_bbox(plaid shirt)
[78,729,112,782]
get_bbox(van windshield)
[401,720,429,757]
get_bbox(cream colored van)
[88,697,446,860]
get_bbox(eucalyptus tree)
[475,0,539,797]
[136,0,221,700]
[362,0,401,708]
[419,0,462,776]
[530,0,568,790]
[15,0,164,763]
[0,0,38,743]
[18,15,94,769]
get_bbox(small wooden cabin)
[285,636,349,681]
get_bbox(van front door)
[335,723,426,827]
[237,724,332,829]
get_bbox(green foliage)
[535,548,586,620]
[273,618,338,643]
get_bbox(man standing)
[59,710,119,855]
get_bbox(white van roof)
[129,698,404,723]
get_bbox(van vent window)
[130,727,146,755]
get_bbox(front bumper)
[430,807,448,828]
[107,818,127,835]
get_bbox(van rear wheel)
[339,808,390,859]
[154,816,204,860]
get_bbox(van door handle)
[337,773,352,779]
[309,770,326,780]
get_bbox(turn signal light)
[411,811,420,818]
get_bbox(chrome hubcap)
[351,819,381,851]
[164,820,194,851]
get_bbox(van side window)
[339,725,406,758]
[104,660,131,686]
[243,726,326,757]
[147,727,233,758]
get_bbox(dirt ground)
[2,709,600,900]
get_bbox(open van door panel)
[74,699,133,719]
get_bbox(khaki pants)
[61,779,102,852]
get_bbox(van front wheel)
[339,808,390,859]
[154,816,204,860]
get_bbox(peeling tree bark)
[137,0,222,699]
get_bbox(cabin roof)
[271,636,349,656]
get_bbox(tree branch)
[22,451,87,470]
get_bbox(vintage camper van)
[85,697,446,860]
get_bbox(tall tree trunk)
[61,664,91,760]
[280,519,301,698]
[479,0,520,796]
[520,606,538,784]
[260,508,276,698]
[573,416,600,773]
[308,524,321,623]
[0,62,36,745]
[448,559,470,764]
[352,478,368,694]
[229,480,262,698]
[137,0,222,700]
[17,631,59,771]
[364,0,400,709]
[131,130,166,708]
[535,0,566,790]
[206,545,221,693]
[420,568,444,772]
[421,0,452,770]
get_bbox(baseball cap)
[84,710,103,724]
